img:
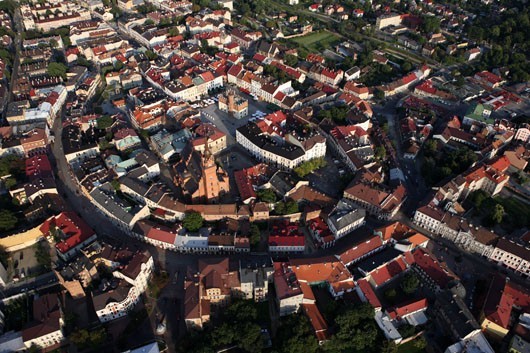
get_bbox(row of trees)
[294,157,327,178]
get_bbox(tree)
[249,224,261,248]
[0,155,25,178]
[111,180,121,192]
[114,60,124,71]
[275,314,319,353]
[257,189,277,203]
[414,336,428,350]
[0,245,8,269]
[284,54,298,67]
[96,115,114,129]
[381,341,399,353]
[469,190,489,210]
[47,62,67,79]
[294,157,327,177]
[324,304,378,352]
[402,272,420,294]
[490,204,504,224]
[0,209,17,231]
[274,200,299,215]
[374,146,386,160]
[35,241,51,271]
[49,38,58,49]
[3,297,29,331]
[385,288,397,301]
[144,50,158,61]
[374,88,385,100]
[183,212,204,232]
[169,27,180,37]
[421,16,441,34]
[423,139,438,157]
[398,324,416,338]
[401,61,413,72]
[70,328,106,350]
[4,177,17,189]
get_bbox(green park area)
[290,31,341,52]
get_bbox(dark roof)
[236,123,305,161]
[496,238,530,260]
[121,251,150,280]
[92,283,132,311]
[355,247,402,274]
[62,124,99,155]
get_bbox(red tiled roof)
[475,71,503,85]
[227,64,243,77]
[337,234,383,265]
[357,278,382,308]
[147,226,177,244]
[25,155,52,180]
[387,298,428,320]
[369,256,408,286]
[412,247,456,288]
[253,53,266,62]
[40,212,95,254]
[302,303,330,341]
[268,235,304,247]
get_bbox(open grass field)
[290,30,341,52]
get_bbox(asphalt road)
[1,271,58,299]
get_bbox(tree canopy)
[183,212,204,232]
[0,209,17,231]
[274,314,320,353]
[294,157,327,178]
[47,62,68,79]
[317,105,349,122]
[0,155,25,179]
[257,189,277,203]
[70,328,107,350]
[274,200,299,215]
[323,303,378,352]
[401,272,420,294]
[179,300,264,353]
[284,54,298,67]
[422,147,477,186]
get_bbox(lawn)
[397,337,427,353]
[290,31,341,52]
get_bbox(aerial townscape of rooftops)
[0,0,528,352]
